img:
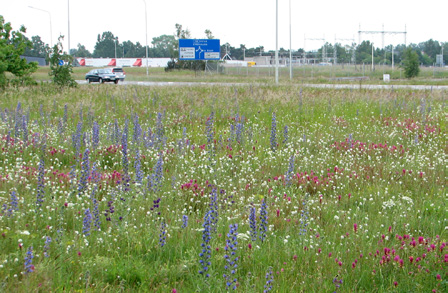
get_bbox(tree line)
[20,22,446,67]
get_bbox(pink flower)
[394,281,398,287]
[409,256,414,263]
[172,289,177,293]
[248,243,252,250]
[436,274,441,280]
[353,223,358,233]
[293,255,297,261]
[338,261,342,267]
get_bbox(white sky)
[2,0,447,54]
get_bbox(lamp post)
[68,0,71,55]
[28,6,53,48]
[275,0,279,84]
[143,0,149,76]
[289,0,292,80]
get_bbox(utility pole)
[275,0,279,84]
[67,0,71,55]
[289,0,292,80]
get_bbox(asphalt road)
[77,80,448,91]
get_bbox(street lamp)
[68,0,71,55]
[28,6,53,47]
[289,0,292,80]
[142,0,149,76]
[275,0,279,84]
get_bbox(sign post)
[179,39,220,61]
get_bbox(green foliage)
[48,36,77,87]
[0,15,38,88]
[93,31,117,58]
[70,43,92,58]
[23,35,50,59]
[402,47,420,78]
[151,34,176,58]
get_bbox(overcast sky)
[3,0,447,54]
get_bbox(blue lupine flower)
[224,224,239,290]
[92,198,101,231]
[36,157,45,208]
[283,125,288,145]
[199,210,212,277]
[263,267,274,292]
[121,130,130,191]
[43,236,51,257]
[63,104,68,126]
[259,198,268,243]
[270,112,277,152]
[159,220,167,247]
[249,206,257,241]
[83,208,92,236]
[22,115,28,143]
[57,118,64,137]
[78,149,90,196]
[206,112,214,146]
[181,215,189,229]
[236,123,244,145]
[8,191,18,217]
[285,154,295,186]
[24,246,34,274]
[134,149,143,185]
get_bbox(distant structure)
[358,24,407,48]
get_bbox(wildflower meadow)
[0,84,446,292]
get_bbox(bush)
[48,36,77,87]
[402,47,420,78]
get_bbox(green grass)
[31,64,448,85]
[0,84,446,292]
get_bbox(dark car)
[85,69,119,84]
[112,67,126,81]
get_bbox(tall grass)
[0,84,446,292]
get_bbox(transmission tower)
[304,35,326,64]
[334,35,356,64]
[358,24,407,48]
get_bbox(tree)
[205,29,214,39]
[23,35,49,58]
[401,47,420,78]
[70,43,92,58]
[93,31,117,58]
[0,15,37,88]
[151,34,176,58]
[48,36,77,87]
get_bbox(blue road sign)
[58,60,64,66]
[179,39,220,60]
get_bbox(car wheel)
[114,79,119,84]
[86,78,91,84]
[99,78,103,84]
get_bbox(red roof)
[108,59,116,66]
[133,59,142,67]
[79,59,85,66]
